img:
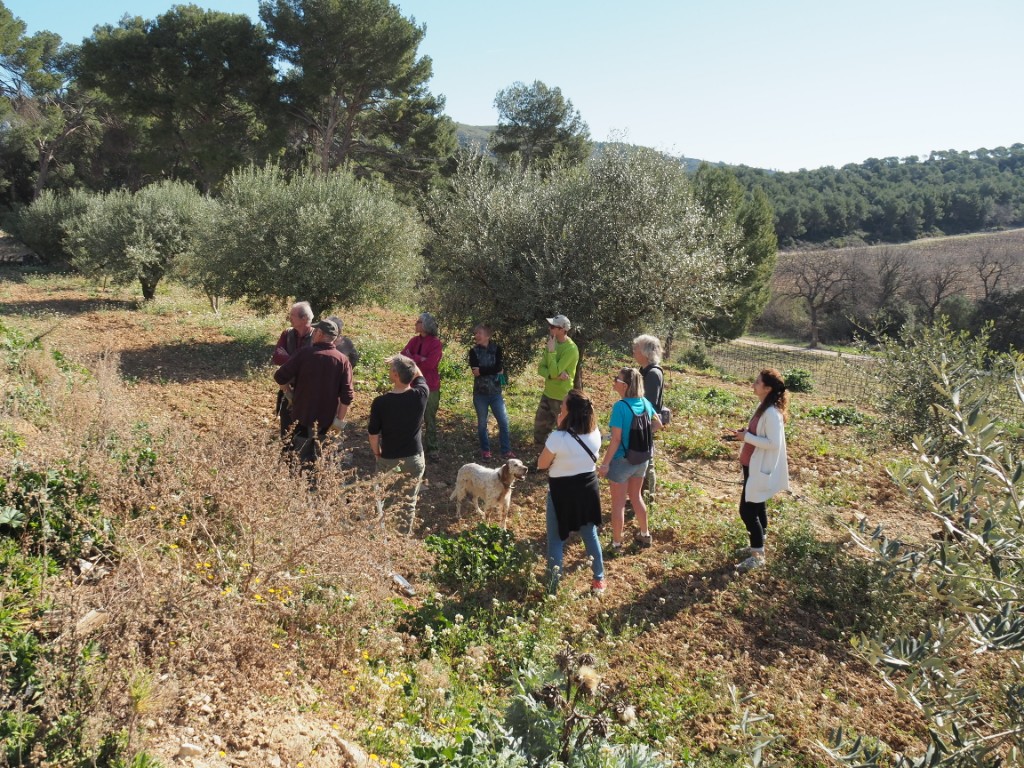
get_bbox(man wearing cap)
[273,319,355,464]
[533,314,580,446]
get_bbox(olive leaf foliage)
[822,354,1024,768]
[425,146,747,374]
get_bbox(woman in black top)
[468,323,513,459]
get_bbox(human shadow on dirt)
[0,296,140,317]
[118,338,269,383]
[604,537,882,665]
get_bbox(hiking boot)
[590,579,606,596]
[635,532,653,549]
[502,450,517,459]
[736,555,765,573]
[606,542,623,558]
[481,450,492,460]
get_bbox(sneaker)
[606,542,623,558]
[736,555,765,573]
[590,579,606,596]
[502,450,517,459]
[635,532,652,549]
[480,450,492,460]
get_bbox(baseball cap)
[312,319,339,337]
[546,315,571,330]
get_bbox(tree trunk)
[140,278,158,301]
[664,325,676,361]
[809,306,820,349]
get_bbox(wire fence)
[702,342,1024,423]
[704,342,877,404]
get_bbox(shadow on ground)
[119,339,269,382]
[0,296,140,317]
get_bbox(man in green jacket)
[533,314,580,446]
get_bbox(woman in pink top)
[402,312,443,456]
[730,368,790,572]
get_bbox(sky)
[7,0,1024,172]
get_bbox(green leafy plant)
[505,645,670,767]
[781,368,813,393]
[0,462,111,566]
[425,524,535,593]
[806,404,864,426]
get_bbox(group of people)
[272,304,438,523]
[271,304,791,594]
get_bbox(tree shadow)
[0,296,141,317]
[118,338,269,383]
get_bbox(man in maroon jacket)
[274,319,354,465]
[272,301,314,437]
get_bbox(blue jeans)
[473,392,511,454]
[546,492,604,589]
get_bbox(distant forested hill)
[455,124,704,172]
[731,146,1024,246]
[455,123,497,148]
[456,126,1024,247]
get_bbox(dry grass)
[2,270,959,767]
[2,328,428,765]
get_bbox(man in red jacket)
[274,319,354,465]
[272,301,314,437]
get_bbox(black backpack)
[625,407,654,465]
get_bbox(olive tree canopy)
[425,147,748,374]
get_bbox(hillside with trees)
[732,146,1024,246]
[454,121,1024,248]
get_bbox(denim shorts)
[606,456,648,483]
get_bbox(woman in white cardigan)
[731,368,790,571]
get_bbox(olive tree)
[425,147,745,375]
[196,164,424,317]
[826,352,1024,768]
[63,180,212,300]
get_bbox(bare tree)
[970,245,1023,300]
[777,251,863,348]
[870,247,911,311]
[907,257,966,323]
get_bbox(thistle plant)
[519,644,647,766]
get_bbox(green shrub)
[65,181,212,301]
[781,368,813,392]
[11,189,93,263]
[680,342,714,370]
[807,404,864,426]
[425,524,534,593]
[0,462,111,567]
[871,320,1015,449]
[195,164,424,317]
[825,356,1024,768]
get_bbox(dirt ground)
[1,274,937,765]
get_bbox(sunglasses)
[613,377,626,384]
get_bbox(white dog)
[450,458,529,527]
